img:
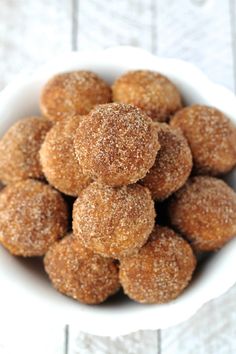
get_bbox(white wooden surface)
[0,0,236,353]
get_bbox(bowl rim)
[0,46,236,336]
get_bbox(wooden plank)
[0,324,65,354]
[229,0,236,91]
[160,1,236,353]
[69,328,158,354]
[69,1,159,353]
[156,0,234,90]
[0,1,71,352]
[76,0,153,51]
[0,0,71,90]
[161,284,236,354]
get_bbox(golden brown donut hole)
[0,179,68,256]
[40,71,112,122]
[112,70,182,122]
[72,182,156,258]
[44,234,120,304]
[168,176,236,251]
[40,114,92,196]
[170,105,236,175]
[141,123,192,201]
[74,103,160,187]
[0,116,52,184]
[119,225,196,304]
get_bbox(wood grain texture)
[156,0,234,90]
[0,0,71,90]
[229,0,236,92]
[0,324,65,354]
[69,328,158,354]
[162,0,236,354]
[161,284,236,354]
[77,0,153,51]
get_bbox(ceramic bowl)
[0,46,235,336]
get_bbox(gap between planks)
[72,0,79,51]
[65,0,77,351]
[229,0,236,92]
[65,325,70,354]
[66,0,160,352]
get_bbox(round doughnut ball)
[74,103,160,186]
[170,105,236,175]
[119,225,196,304]
[141,124,192,200]
[44,234,120,304]
[0,180,68,256]
[0,117,52,184]
[40,71,111,122]
[112,70,182,122]
[73,182,156,258]
[168,176,236,251]
[40,114,92,196]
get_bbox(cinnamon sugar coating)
[0,117,52,184]
[141,124,192,200]
[40,114,92,196]
[72,182,156,258]
[74,103,160,186]
[168,176,236,251]
[112,70,182,122]
[119,225,196,304]
[40,71,112,122]
[44,234,120,304]
[0,180,68,256]
[170,105,236,175]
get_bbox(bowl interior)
[0,47,235,336]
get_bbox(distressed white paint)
[77,0,153,51]
[162,284,236,354]
[156,0,234,90]
[69,329,158,354]
[0,0,236,353]
[0,0,71,90]
[0,324,65,354]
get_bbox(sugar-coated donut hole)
[119,225,196,304]
[74,103,160,187]
[0,116,52,184]
[40,71,112,122]
[0,179,68,257]
[168,176,236,251]
[112,70,182,122]
[72,182,156,258]
[44,234,120,304]
[170,105,236,175]
[141,123,192,201]
[40,114,92,196]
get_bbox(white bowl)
[0,46,236,336]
